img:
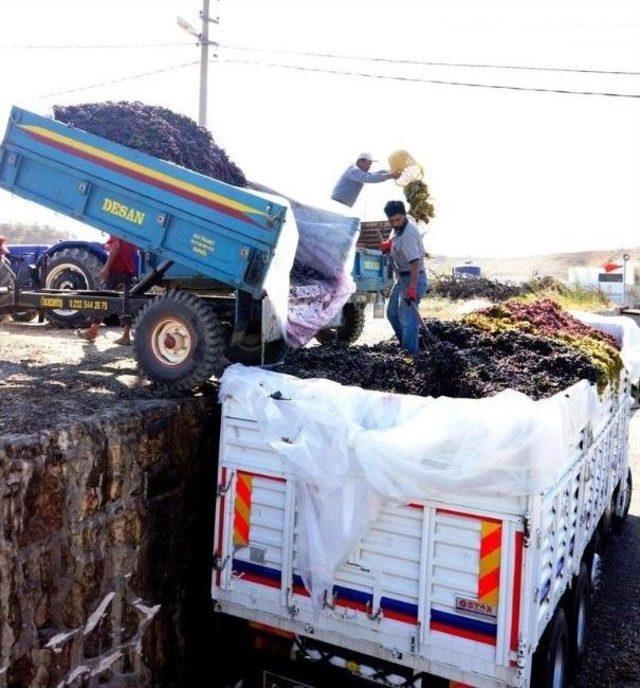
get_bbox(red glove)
[379,240,392,253]
[405,286,417,302]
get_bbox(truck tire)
[531,607,570,688]
[133,290,224,394]
[567,561,590,668]
[315,303,366,345]
[43,247,105,328]
[612,468,632,534]
[585,529,603,604]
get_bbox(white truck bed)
[212,378,631,688]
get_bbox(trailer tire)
[133,290,224,393]
[226,337,289,366]
[567,561,590,668]
[532,607,570,688]
[43,248,105,328]
[315,303,366,345]
[612,468,632,534]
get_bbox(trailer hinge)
[217,473,233,496]
[213,554,229,572]
[522,513,532,548]
[286,588,299,619]
[410,621,421,655]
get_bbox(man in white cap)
[331,153,400,208]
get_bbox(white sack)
[250,182,358,347]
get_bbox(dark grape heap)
[279,319,601,400]
[54,102,247,187]
[429,275,568,302]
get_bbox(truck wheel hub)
[151,319,192,366]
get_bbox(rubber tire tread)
[133,290,224,394]
[567,561,590,669]
[531,606,570,688]
[612,468,632,534]
[315,303,366,345]
[44,248,106,328]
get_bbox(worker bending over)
[331,153,400,207]
[380,200,427,353]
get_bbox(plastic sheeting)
[220,365,601,607]
[572,310,640,382]
[250,182,359,348]
[220,313,640,607]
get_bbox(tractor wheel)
[43,248,105,328]
[315,303,366,345]
[133,290,224,394]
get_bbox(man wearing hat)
[331,153,400,208]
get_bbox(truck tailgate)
[213,402,527,688]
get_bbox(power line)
[40,61,199,98]
[217,58,640,99]
[220,43,640,77]
[4,40,639,78]
[2,42,194,50]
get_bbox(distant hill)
[429,248,640,281]
[0,223,78,246]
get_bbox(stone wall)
[0,396,219,688]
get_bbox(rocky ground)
[0,311,638,686]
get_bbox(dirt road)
[0,320,153,435]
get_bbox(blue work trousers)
[387,272,428,353]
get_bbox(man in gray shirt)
[380,200,427,353]
[331,153,400,207]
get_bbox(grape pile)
[279,320,601,400]
[465,300,622,391]
[54,102,247,187]
[429,275,568,302]
[280,300,623,399]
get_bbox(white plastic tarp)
[251,182,359,348]
[572,310,640,382]
[219,366,597,607]
[220,314,640,607]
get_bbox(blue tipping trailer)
[0,106,293,391]
[0,107,391,389]
[0,107,287,296]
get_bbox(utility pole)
[199,0,220,127]
[177,1,219,128]
[199,0,210,127]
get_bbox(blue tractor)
[5,240,109,326]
